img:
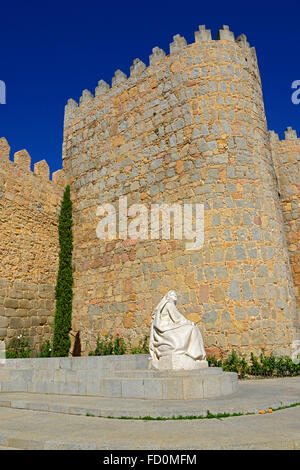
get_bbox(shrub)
[89,333,149,356]
[207,355,222,368]
[89,334,122,356]
[208,348,300,378]
[248,351,264,376]
[38,340,52,358]
[222,350,248,378]
[130,335,149,355]
[6,335,32,359]
[112,333,127,355]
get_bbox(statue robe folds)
[149,291,206,365]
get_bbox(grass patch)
[106,410,254,421]
[104,402,300,421]
[271,402,300,412]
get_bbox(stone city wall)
[63,25,298,357]
[270,127,300,336]
[0,278,55,351]
[0,138,64,352]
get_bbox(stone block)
[220,373,238,395]
[202,310,218,323]
[1,381,27,392]
[59,382,79,395]
[27,401,49,412]
[213,286,225,301]
[134,354,149,369]
[0,370,11,381]
[9,317,24,329]
[48,403,69,414]
[228,334,240,347]
[182,376,204,399]
[198,285,210,302]
[144,379,163,399]
[59,357,73,369]
[203,376,221,398]
[4,298,18,309]
[122,378,145,399]
[162,378,183,399]
[229,280,240,300]
[65,370,79,383]
[0,316,8,328]
[10,400,28,409]
[100,378,121,398]
[149,354,208,371]
[53,369,66,382]
[0,328,7,338]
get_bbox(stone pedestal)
[149,354,208,371]
[0,355,238,400]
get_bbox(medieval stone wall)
[63,25,298,357]
[0,138,64,352]
[270,127,300,337]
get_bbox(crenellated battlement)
[63,24,258,129]
[284,126,299,141]
[269,126,300,191]
[0,137,65,187]
[269,126,299,143]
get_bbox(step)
[112,367,223,378]
[0,354,149,370]
[99,370,238,399]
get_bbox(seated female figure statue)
[149,290,207,370]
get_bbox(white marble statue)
[149,290,207,370]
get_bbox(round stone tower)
[62,24,297,356]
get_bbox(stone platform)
[0,354,238,400]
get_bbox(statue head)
[152,290,178,320]
[166,290,177,304]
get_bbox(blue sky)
[0,0,299,174]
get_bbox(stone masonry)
[0,138,64,352]
[62,25,299,357]
[0,24,299,357]
[270,128,300,329]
